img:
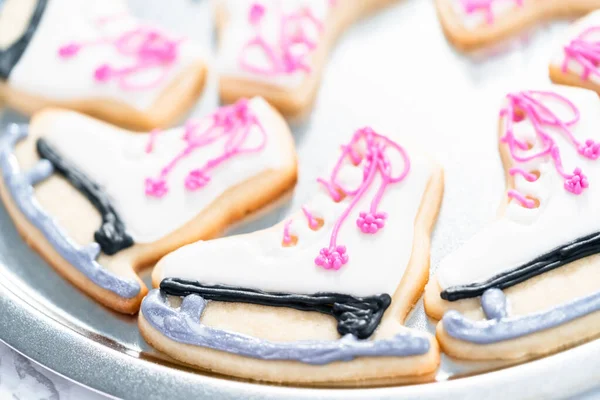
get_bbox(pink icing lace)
[144,99,267,198]
[239,2,324,76]
[58,21,182,91]
[500,90,595,208]
[562,26,600,81]
[301,206,321,229]
[313,127,411,270]
[460,0,523,24]
[145,128,162,153]
[282,220,294,245]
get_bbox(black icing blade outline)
[36,138,134,255]
[160,277,392,339]
[441,231,600,301]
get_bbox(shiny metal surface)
[0,0,598,398]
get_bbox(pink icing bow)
[313,127,411,270]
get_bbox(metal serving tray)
[0,0,599,398]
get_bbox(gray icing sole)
[141,289,431,365]
[443,288,600,344]
[0,124,140,298]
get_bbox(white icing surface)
[160,134,432,297]
[437,85,600,289]
[42,97,287,243]
[8,0,205,110]
[449,0,526,31]
[217,0,331,89]
[550,10,600,86]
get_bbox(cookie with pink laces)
[425,85,600,362]
[140,127,444,386]
[436,0,600,51]
[0,98,297,313]
[0,0,208,130]
[215,0,400,119]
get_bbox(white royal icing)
[8,0,204,110]
[217,0,331,89]
[550,10,600,86]
[42,97,287,243]
[437,85,600,290]
[159,134,433,297]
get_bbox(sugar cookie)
[436,0,600,52]
[216,0,398,120]
[0,98,297,313]
[140,127,443,386]
[0,0,207,130]
[425,85,600,361]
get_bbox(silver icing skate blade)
[141,289,431,365]
[443,288,600,344]
[0,123,140,298]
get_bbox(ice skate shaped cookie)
[550,10,600,95]
[140,127,443,386]
[0,0,207,130]
[436,0,600,52]
[0,98,297,313]
[216,0,398,120]
[425,86,600,361]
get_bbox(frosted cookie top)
[438,85,600,291]
[217,0,333,89]
[6,0,204,109]
[159,127,434,297]
[41,97,288,243]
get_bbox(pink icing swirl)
[314,127,411,270]
[58,20,182,91]
[145,99,267,198]
[500,90,595,208]
[460,0,523,24]
[239,2,325,76]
